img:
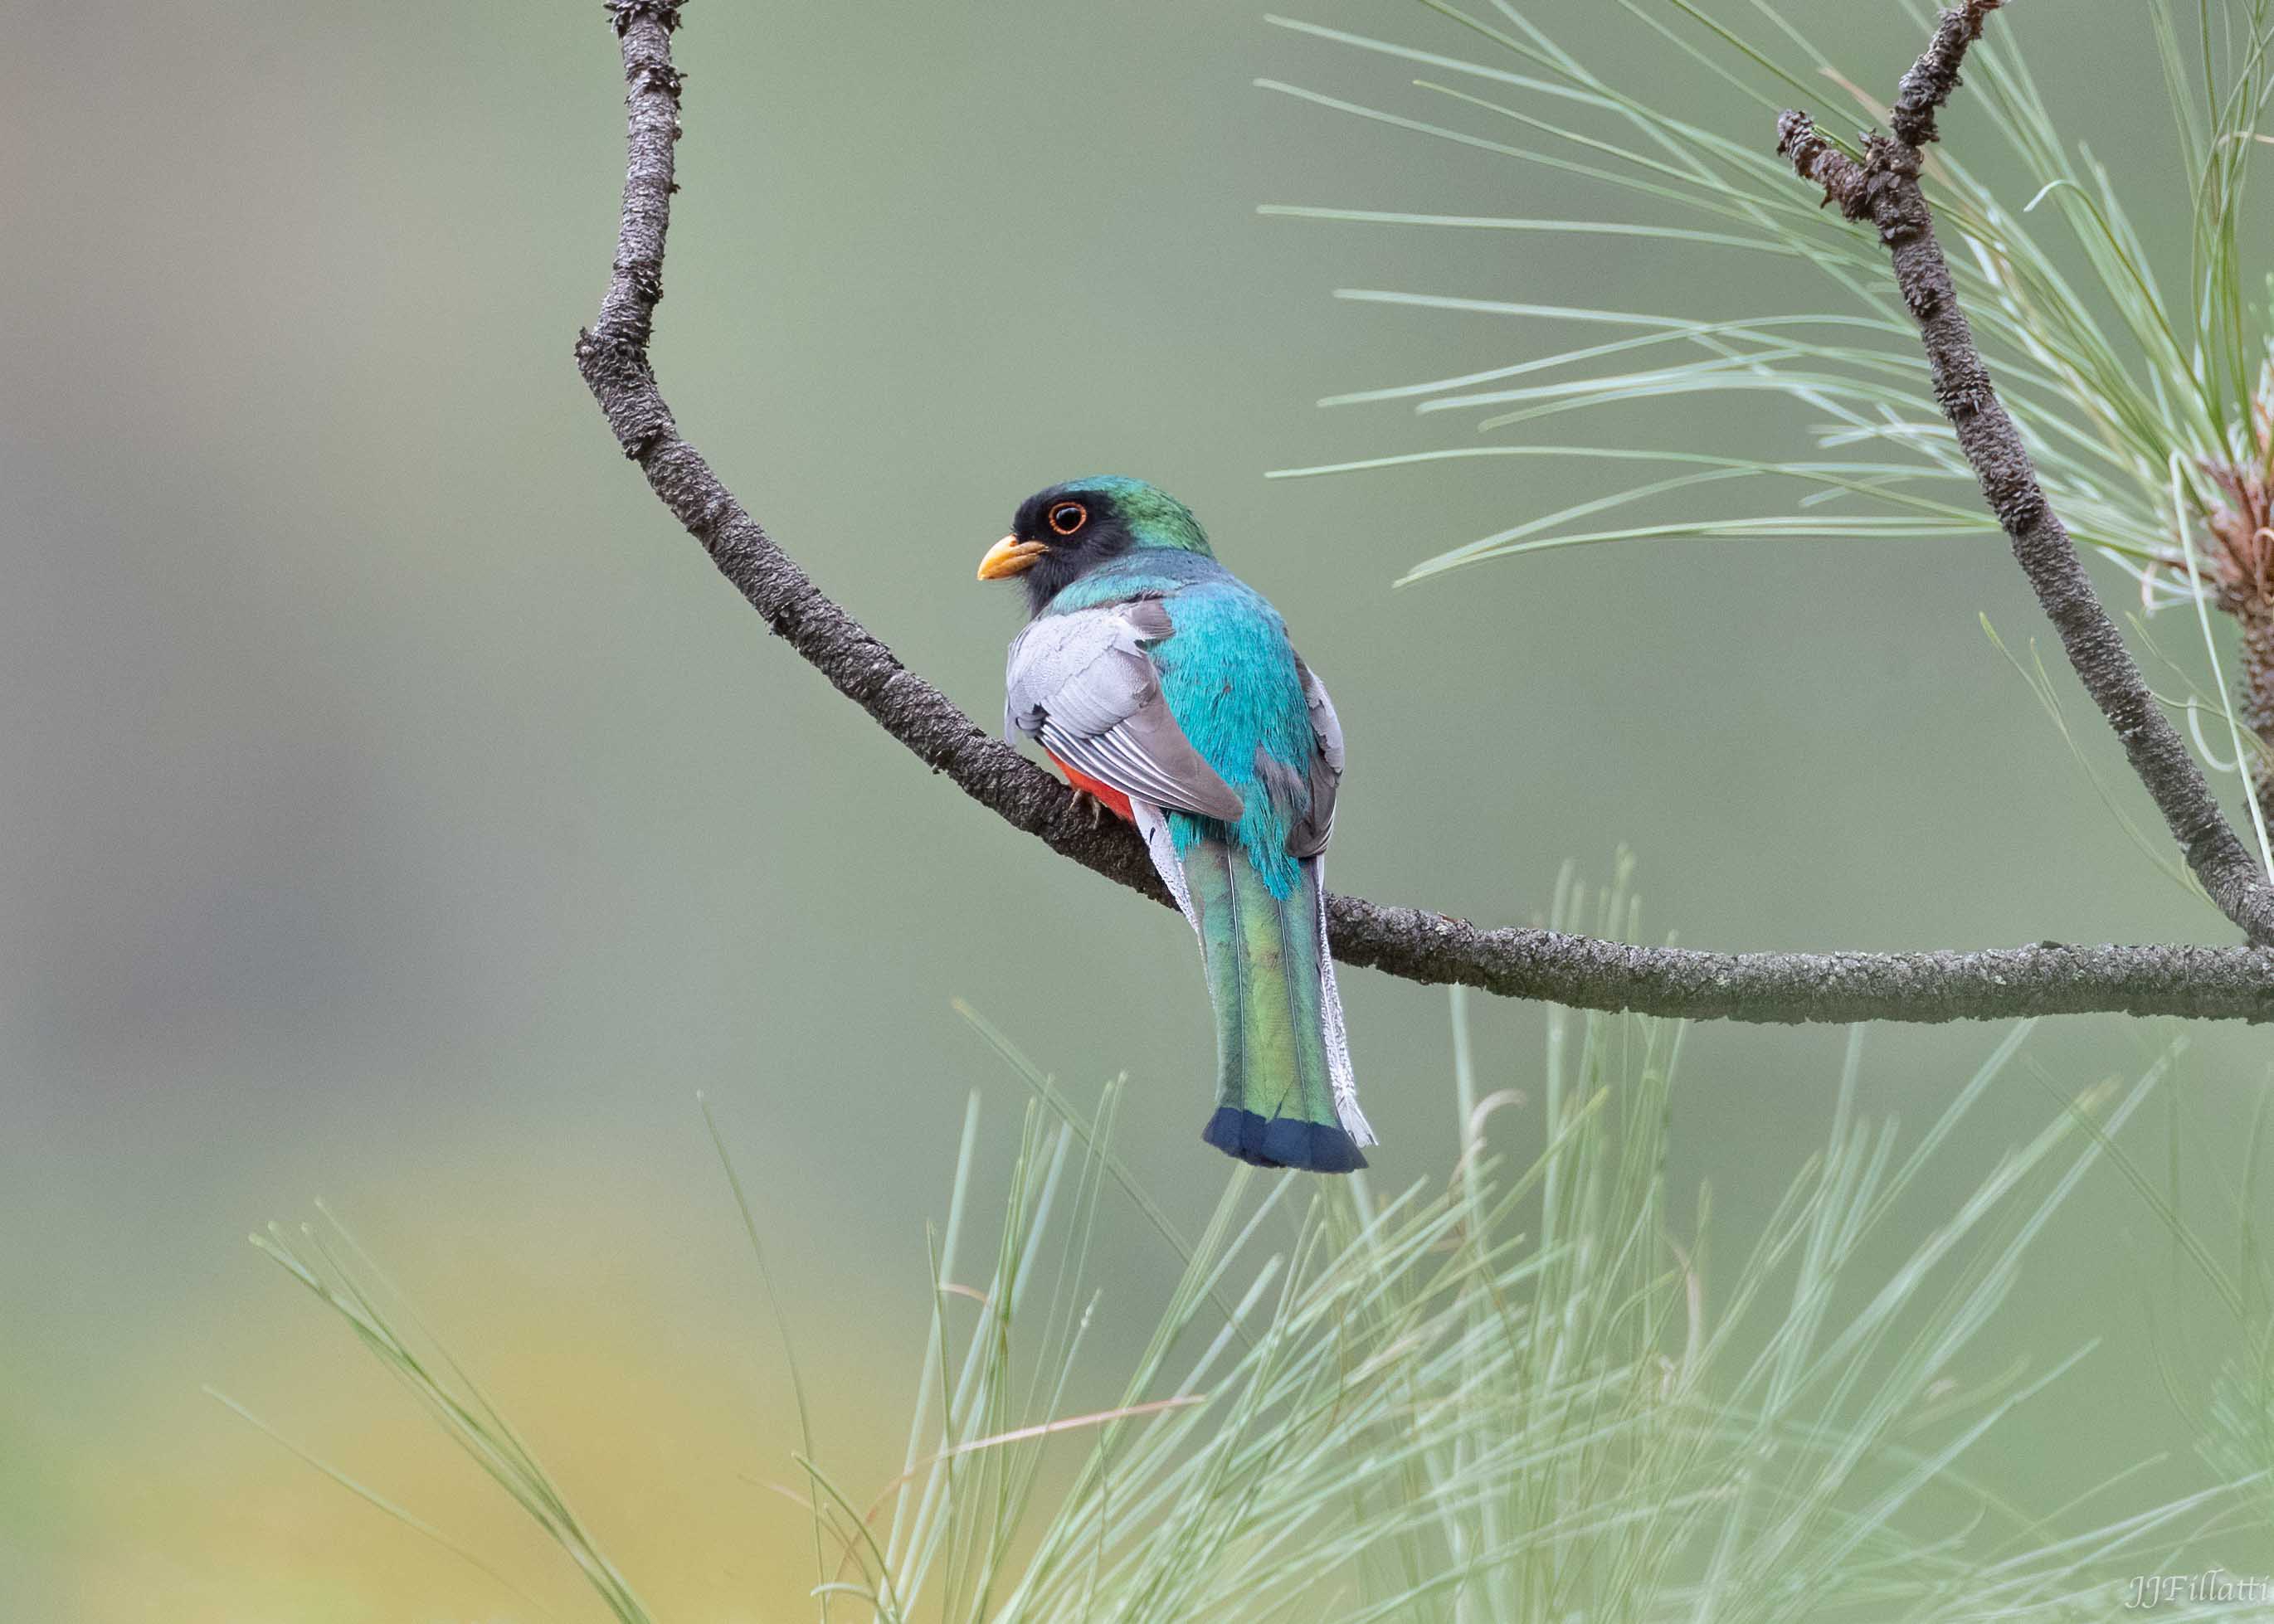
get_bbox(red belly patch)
[1044,749,1136,823]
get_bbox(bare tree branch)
[1779,0,2274,948]
[574,1,2274,1025]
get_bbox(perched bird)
[979,477,1376,1173]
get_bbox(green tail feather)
[1183,834,1366,1174]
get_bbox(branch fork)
[1779,2,2274,948]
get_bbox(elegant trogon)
[978,477,1377,1173]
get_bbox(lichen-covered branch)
[573,1,2274,1025]
[1778,0,2274,947]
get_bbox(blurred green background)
[4,0,2266,1617]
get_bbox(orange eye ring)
[1047,501,1088,537]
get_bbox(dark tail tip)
[1200,1106,1367,1174]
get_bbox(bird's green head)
[978,476,1213,613]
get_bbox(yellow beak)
[977,534,1050,581]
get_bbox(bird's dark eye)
[1047,501,1088,537]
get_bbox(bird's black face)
[978,484,1137,615]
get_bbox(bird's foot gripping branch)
[576,0,2274,1026]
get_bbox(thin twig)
[1778,0,2274,946]
[576,2,2274,1025]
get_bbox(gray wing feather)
[1287,654,1344,858]
[1005,603,1244,824]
